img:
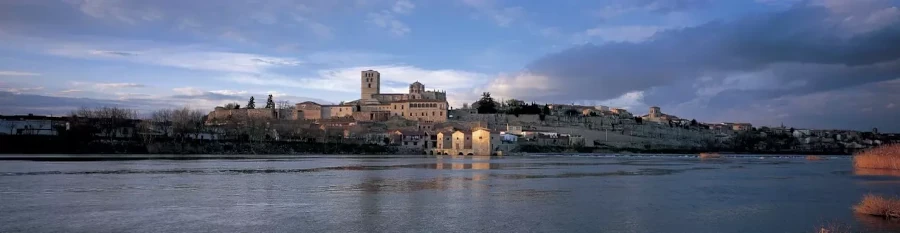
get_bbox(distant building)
[641,106,680,123]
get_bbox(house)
[396,130,427,148]
[0,115,67,136]
[506,123,523,136]
[451,130,473,152]
[436,131,453,150]
[535,133,570,146]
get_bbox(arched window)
[368,83,371,88]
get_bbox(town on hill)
[1,70,897,155]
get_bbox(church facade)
[294,70,449,123]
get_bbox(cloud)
[392,0,415,14]
[367,11,411,36]
[69,0,164,24]
[4,86,45,94]
[0,71,40,76]
[461,0,525,26]
[94,83,146,89]
[292,15,334,39]
[48,45,304,73]
[486,1,900,131]
[1,0,343,45]
[583,25,663,43]
[229,65,491,103]
[593,0,710,20]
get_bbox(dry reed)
[816,223,852,233]
[854,194,900,219]
[699,152,721,159]
[806,155,824,161]
[854,144,900,170]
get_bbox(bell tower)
[361,70,380,100]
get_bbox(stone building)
[295,70,449,123]
[207,108,276,124]
[641,106,680,123]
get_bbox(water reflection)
[855,214,900,232]
[854,168,900,177]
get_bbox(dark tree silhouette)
[246,96,256,109]
[265,94,275,109]
[475,92,498,113]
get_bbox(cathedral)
[294,70,449,123]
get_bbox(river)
[1,154,899,233]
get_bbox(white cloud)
[94,83,146,89]
[70,0,164,24]
[583,25,662,43]
[48,46,303,74]
[811,0,900,35]
[0,71,40,76]
[5,86,44,94]
[367,11,411,36]
[393,0,415,14]
[230,65,490,101]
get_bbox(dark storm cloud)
[525,6,900,102]
[501,1,900,131]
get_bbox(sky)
[0,0,899,132]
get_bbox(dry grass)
[854,194,900,219]
[854,144,900,170]
[699,152,721,159]
[806,155,824,161]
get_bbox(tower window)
[368,84,371,88]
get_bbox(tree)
[542,104,551,115]
[246,96,256,109]
[634,117,643,124]
[475,92,498,114]
[690,119,698,126]
[70,106,138,139]
[223,102,239,109]
[564,109,579,116]
[265,94,276,109]
[505,99,524,108]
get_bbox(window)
[432,111,435,116]
[479,136,482,140]
[401,105,404,109]
[413,142,418,146]
[394,105,396,110]
[404,142,408,145]
[440,112,443,116]
[368,83,371,88]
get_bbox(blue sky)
[1,0,899,131]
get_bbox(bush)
[854,144,900,170]
[854,194,900,219]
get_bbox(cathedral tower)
[361,70,381,100]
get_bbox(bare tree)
[171,107,205,140]
[71,106,138,139]
[277,100,295,120]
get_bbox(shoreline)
[0,153,852,161]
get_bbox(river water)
[1,155,899,233]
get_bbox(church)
[294,70,449,123]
